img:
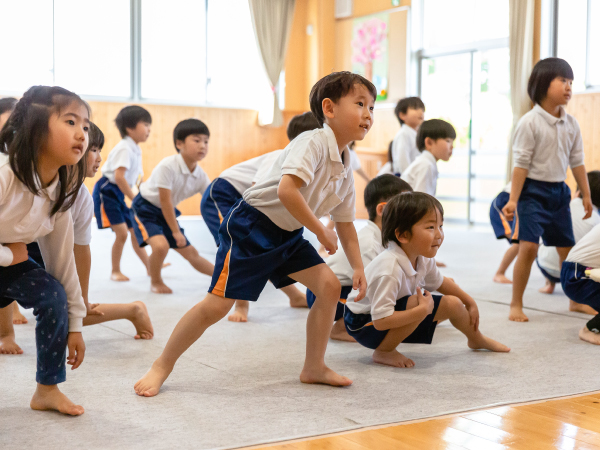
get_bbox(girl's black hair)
[528,57,574,104]
[0,86,89,216]
[381,192,444,247]
[0,97,18,116]
[173,118,210,152]
[88,122,105,151]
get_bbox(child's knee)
[113,226,128,242]
[149,236,169,255]
[36,278,69,326]
[320,273,341,301]
[519,242,538,261]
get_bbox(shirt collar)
[533,103,566,125]
[323,123,350,180]
[175,153,200,177]
[124,136,141,153]
[387,241,430,279]
[364,220,382,238]
[402,124,417,136]
[422,150,437,166]
[31,172,60,201]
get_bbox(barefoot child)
[200,111,320,321]
[391,97,425,176]
[307,175,413,342]
[490,182,519,284]
[92,105,152,281]
[503,58,592,322]
[0,86,88,415]
[131,118,214,294]
[344,192,510,367]
[135,71,375,396]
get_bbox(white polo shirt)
[219,150,283,196]
[71,184,94,246]
[567,223,600,268]
[0,160,86,332]
[512,104,584,182]
[401,150,438,196]
[243,124,356,231]
[346,241,444,320]
[139,154,211,208]
[538,198,600,277]
[101,136,144,187]
[392,124,419,175]
[327,220,383,286]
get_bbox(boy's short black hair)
[583,170,600,208]
[365,174,413,221]
[309,71,377,126]
[527,57,574,104]
[287,112,320,141]
[382,192,444,248]
[416,119,456,151]
[0,97,18,116]
[115,105,152,138]
[88,122,104,150]
[173,118,210,152]
[394,97,425,125]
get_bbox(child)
[401,119,455,196]
[92,105,152,281]
[344,192,510,367]
[135,71,375,396]
[0,86,88,415]
[377,141,394,177]
[561,223,600,345]
[502,58,592,322]
[392,97,425,175]
[537,171,600,305]
[131,119,214,294]
[307,175,413,342]
[490,182,519,284]
[200,111,319,321]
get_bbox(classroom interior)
[3,0,600,449]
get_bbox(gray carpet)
[1,219,599,450]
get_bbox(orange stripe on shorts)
[212,249,231,297]
[100,204,111,228]
[134,215,150,241]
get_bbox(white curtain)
[507,0,535,180]
[248,0,296,127]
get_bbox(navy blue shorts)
[536,258,561,284]
[26,242,45,268]
[131,194,191,249]
[561,261,600,310]
[306,285,353,322]
[93,176,133,229]
[200,178,242,245]
[344,294,442,350]
[208,200,324,301]
[490,192,514,241]
[511,178,574,247]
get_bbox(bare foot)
[12,306,28,325]
[538,281,555,294]
[131,302,154,339]
[134,360,172,397]
[30,384,84,416]
[468,333,511,352]
[0,335,23,354]
[228,301,248,322]
[151,282,173,294]
[300,365,352,386]
[509,306,529,322]
[579,327,600,345]
[289,293,308,308]
[111,272,130,282]
[569,300,597,315]
[493,274,512,284]
[373,349,415,368]
[436,261,447,268]
[330,320,355,342]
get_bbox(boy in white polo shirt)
[401,119,456,196]
[135,72,376,397]
[92,105,152,282]
[391,97,425,176]
[131,119,214,294]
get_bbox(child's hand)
[352,269,367,302]
[582,196,593,220]
[464,300,480,332]
[417,288,434,315]
[7,243,28,266]
[86,303,104,317]
[502,201,517,221]
[173,231,187,248]
[67,332,86,370]
[317,226,338,255]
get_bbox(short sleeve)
[370,274,402,321]
[512,118,536,170]
[423,260,444,292]
[109,145,132,171]
[153,164,175,191]
[281,136,324,186]
[72,188,94,246]
[569,119,585,169]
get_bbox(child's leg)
[556,246,597,315]
[146,235,172,294]
[11,301,28,324]
[0,304,23,354]
[579,314,600,345]
[228,300,249,322]
[288,264,352,386]
[83,301,153,339]
[330,319,355,342]
[538,278,556,294]
[134,293,235,397]
[174,245,214,276]
[110,223,130,281]
[509,240,538,322]
[129,227,150,272]
[494,243,519,284]
[280,284,308,308]
[435,295,510,352]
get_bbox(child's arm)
[437,276,479,332]
[114,167,136,201]
[373,288,432,331]
[158,188,187,248]
[3,242,28,266]
[278,174,338,254]
[335,221,367,301]
[572,165,593,219]
[502,167,528,222]
[73,244,102,316]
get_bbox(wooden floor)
[250,392,600,450]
